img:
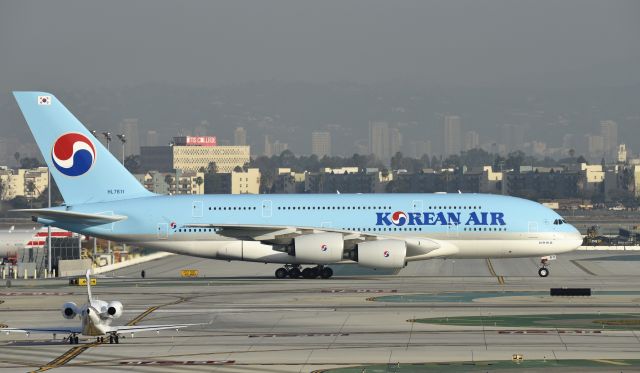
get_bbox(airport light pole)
[117,134,126,165]
[102,132,112,151]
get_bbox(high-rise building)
[587,134,605,159]
[146,130,159,147]
[443,115,462,157]
[618,144,628,163]
[119,118,141,156]
[234,127,247,146]
[409,140,431,159]
[500,124,525,152]
[311,131,331,158]
[264,135,288,157]
[369,121,390,162]
[389,128,403,158]
[600,120,618,158]
[464,131,480,151]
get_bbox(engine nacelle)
[351,239,407,269]
[106,301,123,319]
[293,232,344,264]
[62,302,79,320]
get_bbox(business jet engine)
[292,232,344,263]
[62,302,79,319]
[350,239,407,269]
[106,301,123,319]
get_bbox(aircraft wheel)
[68,337,73,344]
[288,268,301,278]
[320,267,333,279]
[538,267,549,278]
[275,268,288,279]
[302,268,314,278]
[115,335,119,344]
[109,335,114,344]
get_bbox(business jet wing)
[1,326,82,335]
[106,323,200,334]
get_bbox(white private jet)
[1,270,197,344]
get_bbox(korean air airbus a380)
[12,92,583,279]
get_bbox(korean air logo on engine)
[383,250,390,258]
[321,244,328,252]
[51,133,96,177]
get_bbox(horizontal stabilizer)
[12,209,127,225]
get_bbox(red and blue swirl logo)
[321,244,328,252]
[51,133,96,177]
[383,250,390,258]
[391,211,407,226]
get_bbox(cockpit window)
[553,219,567,225]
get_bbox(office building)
[443,115,461,157]
[311,131,331,158]
[464,131,480,151]
[119,118,141,156]
[369,121,390,162]
[601,120,618,158]
[234,127,247,146]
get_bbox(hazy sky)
[1,0,639,90]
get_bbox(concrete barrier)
[58,259,92,277]
[92,252,174,274]
[578,245,640,251]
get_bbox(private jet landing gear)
[538,255,556,277]
[67,334,79,344]
[97,336,105,343]
[108,333,120,344]
[274,265,333,279]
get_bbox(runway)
[2,251,640,372]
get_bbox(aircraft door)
[157,223,168,239]
[528,221,539,238]
[261,200,272,218]
[192,201,203,218]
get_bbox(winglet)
[85,269,93,302]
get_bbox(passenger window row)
[463,227,506,231]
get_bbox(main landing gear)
[275,264,333,279]
[67,334,79,344]
[108,332,120,344]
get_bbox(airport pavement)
[1,251,640,372]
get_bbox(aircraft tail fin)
[85,269,93,302]
[13,92,154,205]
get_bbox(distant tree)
[233,165,243,173]
[194,176,204,192]
[569,149,576,158]
[164,174,174,193]
[206,161,218,174]
[19,157,43,169]
[13,152,20,167]
[124,155,141,173]
[576,155,587,164]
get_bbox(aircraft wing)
[11,209,127,225]
[1,326,82,334]
[106,323,200,334]
[182,223,441,255]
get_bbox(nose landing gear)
[538,255,556,277]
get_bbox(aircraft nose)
[568,225,584,249]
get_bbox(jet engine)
[62,302,79,320]
[349,239,407,269]
[292,232,344,263]
[106,301,123,319]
